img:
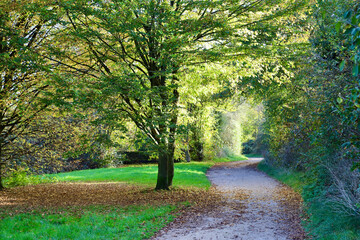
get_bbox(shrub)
[5,167,57,188]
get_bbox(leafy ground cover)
[258,160,360,240]
[0,156,246,239]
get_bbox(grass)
[48,162,211,188]
[257,160,304,193]
[211,155,248,163]
[258,160,360,240]
[47,155,248,189]
[0,205,179,240]
[244,153,263,158]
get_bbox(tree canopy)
[45,0,302,189]
[0,0,55,189]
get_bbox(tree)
[177,62,242,161]
[53,0,303,189]
[0,1,56,189]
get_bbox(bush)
[5,167,57,188]
[120,151,157,164]
[242,140,255,154]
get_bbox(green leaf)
[337,97,343,104]
[352,16,358,25]
[339,60,346,71]
[344,10,352,19]
[335,22,342,33]
[353,64,359,76]
[351,27,359,35]
[351,161,360,171]
[345,28,353,35]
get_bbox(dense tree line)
[248,0,360,238]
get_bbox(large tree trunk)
[156,151,171,190]
[167,87,178,187]
[155,88,178,190]
[155,151,175,190]
[155,140,176,190]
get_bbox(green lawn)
[48,155,247,189]
[48,162,211,188]
[0,205,178,240]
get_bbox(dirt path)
[153,158,306,240]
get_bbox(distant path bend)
[153,158,306,240]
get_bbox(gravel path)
[153,158,306,240]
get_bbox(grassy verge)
[0,205,179,240]
[258,160,360,240]
[211,155,247,163]
[244,153,263,158]
[257,160,304,193]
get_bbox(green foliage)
[246,0,360,238]
[48,0,302,189]
[335,4,360,171]
[219,103,263,156]
[0,0,56,189]
[210,155,247,163]
[4,167,56,188]
[338,4,360,76]
[11,108,111,175]
[0,205,177,240]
